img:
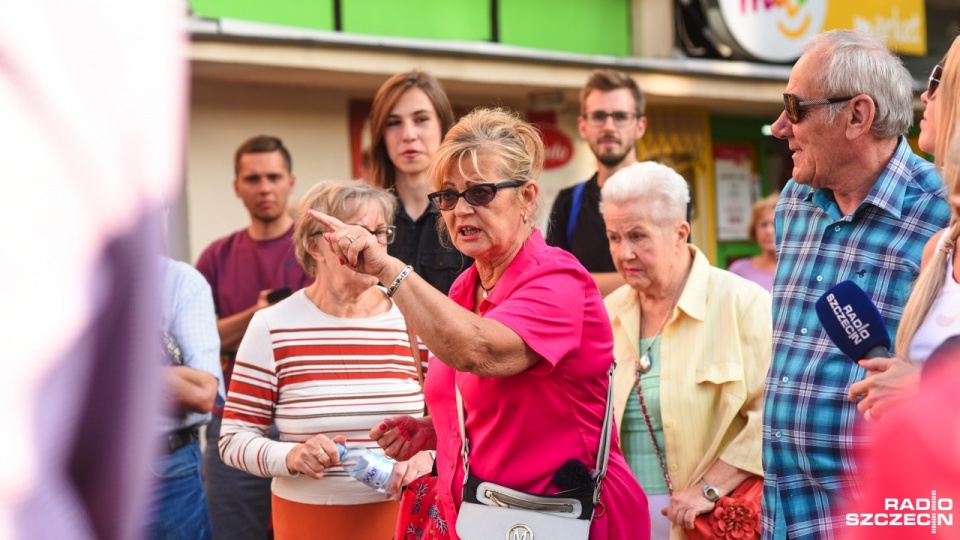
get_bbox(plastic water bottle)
[336,443,396,496]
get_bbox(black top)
[545,174,616,273]
[389,199,473,295]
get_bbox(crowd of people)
[23,21,954,540]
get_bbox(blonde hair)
[428,108,545,227]
[895,35,960,360]
[293,180,396,277]
[747,194,779,243]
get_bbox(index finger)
[307,209,347,232]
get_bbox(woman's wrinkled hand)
[663,485,715,529]
[285,433,345,480]
[370,415,435,462]
[389,451,435,495]
[307,209,391,278]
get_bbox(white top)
[219,289,426,505]
[909,233,960,362]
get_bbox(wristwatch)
[699,479,721,503]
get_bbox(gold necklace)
[638,258,693,373]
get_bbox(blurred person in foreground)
[1,0,183,538]
[369,70,472,294]
[845,337,960,540]
[728,194,778,293]
[219,180,432,539]
[848,35,960,422]
[312,108,649,539]
[763,30,951,539]
[601,161,770,539]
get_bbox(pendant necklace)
[638,261,693,374]
[480,281,494,299]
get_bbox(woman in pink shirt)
[311,108,649,539]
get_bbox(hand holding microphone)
[815,281,917,421]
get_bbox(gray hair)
[293,179,396,277]
[599,161,690,225]
[803,30,913,138]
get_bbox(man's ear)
[846,95,876,140]
[635,115,648,140]
[577,114,588,140]
[233,177,241,198]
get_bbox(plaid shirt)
[762,138,950,540]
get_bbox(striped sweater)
[219,289,426,505]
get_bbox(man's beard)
[596,147,631,168]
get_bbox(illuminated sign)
[702,0,926,63]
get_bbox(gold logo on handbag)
[506,524,533,540]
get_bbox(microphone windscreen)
[815,280,891,361]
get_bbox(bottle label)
[357,454,393,491]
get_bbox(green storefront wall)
[189,0,631,56]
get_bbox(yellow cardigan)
[605,245,771,497]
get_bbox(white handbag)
[454,363,615,540]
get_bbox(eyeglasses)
[782,93,854,124]
[311,225,396,245]
[581,111,639,127]
[427,180,525,211]
[927,64,942,98]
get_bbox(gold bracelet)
[386,265,413,298]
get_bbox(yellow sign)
[824,0,926,56]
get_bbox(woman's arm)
[310,210,539,377]
[218,313,299,477]
[664,460,755,529]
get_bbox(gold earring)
[522,214,528,224]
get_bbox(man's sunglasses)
[782,93,854,124]
[927,64,942,98]
[427,180,525,211]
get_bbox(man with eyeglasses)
[546,69,647,296]
[195,135,313,540]
[762,30,951,540]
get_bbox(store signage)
[702,0,926,63]
[540,124,574,170]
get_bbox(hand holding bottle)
[285,434,345,479]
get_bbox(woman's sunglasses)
[427,180,525,211]
[782,93,854,124]
[927,64,942,98]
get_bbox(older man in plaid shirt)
[762,30,951,540]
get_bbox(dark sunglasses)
[782,93,854,124]
[427,180,525,211]
[927,64,942,98]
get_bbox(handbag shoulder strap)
[454,361,616,497]
[565,180,587,245]
[406,324,423,387]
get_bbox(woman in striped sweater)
[218,180,433,539]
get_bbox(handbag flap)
[457,500,591,540]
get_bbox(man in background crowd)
[196,135,312,539]
[547,69,647,296]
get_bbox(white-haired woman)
[601,161,771,540]
[218,180,432,540]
